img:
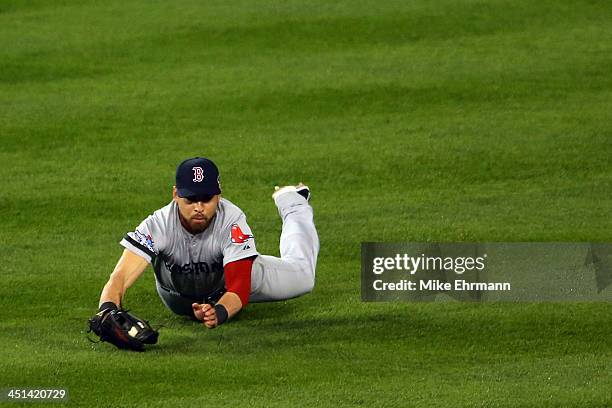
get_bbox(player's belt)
[202,287,227,305]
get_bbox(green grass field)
[1,0,612,406]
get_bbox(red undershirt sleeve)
[224,257,254,307]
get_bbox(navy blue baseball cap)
[175,157,221,198]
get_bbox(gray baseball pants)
[249,190,319,302]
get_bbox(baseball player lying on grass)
[89,157,319,351]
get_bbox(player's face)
[173,187,220,234]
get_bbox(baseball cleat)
[272,183,310,201]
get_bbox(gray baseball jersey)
[120,198,259,299]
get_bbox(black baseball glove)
[88,303,159,351]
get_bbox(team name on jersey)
[164,260,223,275]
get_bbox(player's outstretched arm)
[99,249,149,307]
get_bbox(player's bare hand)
[191,303,218,329]
[191,303,205,321]
[202,304,218,329]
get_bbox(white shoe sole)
[272,183,309,200]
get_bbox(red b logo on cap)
[192,167,204,182]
